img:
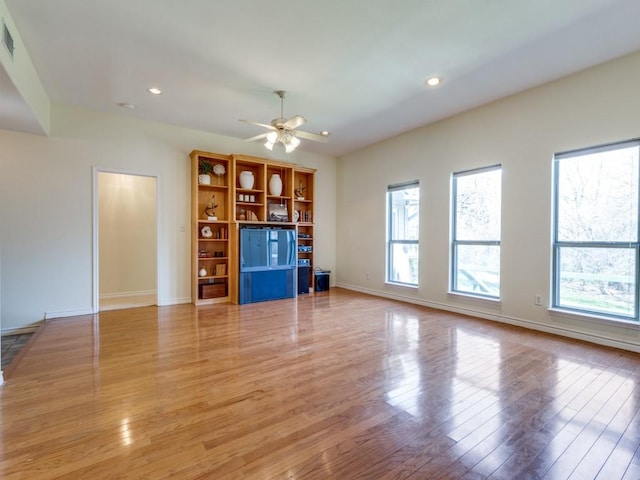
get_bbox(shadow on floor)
[2,333,34,370]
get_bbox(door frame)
[92,167,160,314]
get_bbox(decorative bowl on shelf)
[213,164,226,176]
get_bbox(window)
[387,181,419,286]
[451,165,502,298]
[553,139,640,321]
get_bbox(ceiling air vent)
[3,20,14,59]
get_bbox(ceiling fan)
[240,91,329,153]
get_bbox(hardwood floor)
[1,288,639,479]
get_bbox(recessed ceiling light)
[425,77,441,87]
[117,102,136,109]
[321,131,330,136]
[147,87,162,95]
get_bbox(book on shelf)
[215,264,227,276]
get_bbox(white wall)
[337,49,640,351]
[0,103,337,331]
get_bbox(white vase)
[198,174,211,185]
[199,268,207,277]
[239,171,254,189]
[269,174,283,196]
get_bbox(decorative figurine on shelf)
[199,267,208,277]
[201,225,213,238]
[295,181,306,200]
[213,163,226,185]
[204,194,218,220]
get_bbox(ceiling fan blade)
[239,119,276,130]
[244,132,269,143]
[283,115,306,130]
[295,130,329,143]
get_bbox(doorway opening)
[95,171,158,312]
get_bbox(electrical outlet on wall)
[535,294,543,306]
[365,272,370,280]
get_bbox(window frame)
[386,181,420,287]
[552,138,640,322]
[451,164,502,299]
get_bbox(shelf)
[237,221,296,226]
[237,202,264,206]
[294,198,312,203]
[236,188,263,193]
[198,220,229,225]
[191,151,233,305]
[198,184,229,190]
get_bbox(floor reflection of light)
[120,417,133,446]
[448,329,503,459]
[547,359,638,469]
[384,312,422,416]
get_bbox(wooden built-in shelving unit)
[190,151,316,304]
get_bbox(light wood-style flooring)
[1,288,639,479]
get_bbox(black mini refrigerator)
[315,270,330,292]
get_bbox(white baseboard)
[336,283,640,353]
[157,297,192,306]
[99,290,156,311]
[1,321,44,336]
[44,308,95,320]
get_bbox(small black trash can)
[314,270,331,292]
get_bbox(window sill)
[447,290,501,306]
[385,281,418,291]
[549,308,640,329]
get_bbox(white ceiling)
[5,0,640,156]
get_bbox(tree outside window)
[387,182,419,286]
[452,165,501,298]
[553,140,640,320]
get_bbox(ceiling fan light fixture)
[243,90,327,153]
[266,131,279,143]
[283,135,300,153]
